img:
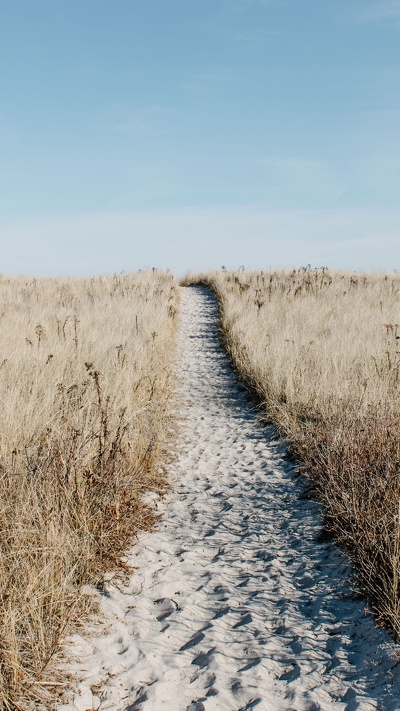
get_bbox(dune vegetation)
[185,268,400,637]
[0,271,178,709]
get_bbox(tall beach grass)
[0,271,178,708]
[185,268,400,637]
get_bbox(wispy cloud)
[182,69,239,95]
[1,207,399,276]
[100,105,174,139]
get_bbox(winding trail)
[60,286,400,711]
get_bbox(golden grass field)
[185,268,400,637]
[0,271,178,709]
[2,266,400,707]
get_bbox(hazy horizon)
[1,0,399,275]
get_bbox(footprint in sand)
[60,286,400,711]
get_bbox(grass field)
[0,271,178,708]
[185,268,400,637]
[3,265,400,707]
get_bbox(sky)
[1,0,400,275]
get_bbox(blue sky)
[1,0,399,274]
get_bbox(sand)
[59,286,400,711]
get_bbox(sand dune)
[59,286,400,711]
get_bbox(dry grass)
[0,271,178,709]
[184,268,400,637]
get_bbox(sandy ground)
[59,286,400,711]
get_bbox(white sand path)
[60,286,400,711]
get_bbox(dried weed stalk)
[0,271,179,708]
[185,268,400,637]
